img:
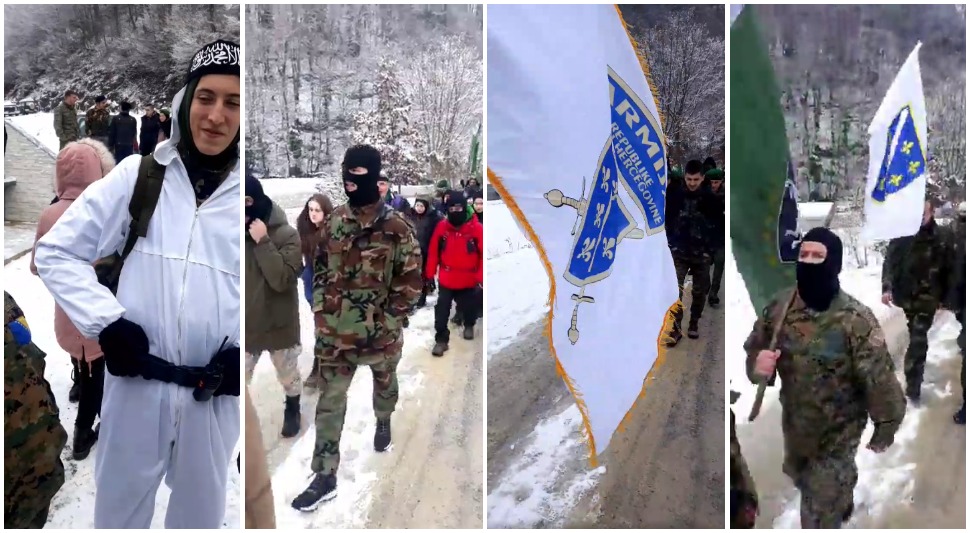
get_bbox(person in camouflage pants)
[730,392,758,528]
[291,144,422,511]
[947,203,966,424]
[665,159,719,343]
[882,199,952,401]
[746,229,905,528]
[4,292,68,528]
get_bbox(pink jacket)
[30,139,115,362]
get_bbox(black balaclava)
[245,173,272,229]
[445,189,468,227]
[796,227,843,312]
[342,144,382,207]
[177,40,241,203]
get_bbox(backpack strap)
[104,155,165,289]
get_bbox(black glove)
[99,318,149,378]
[212,345,240,397]
[426,278,437,294]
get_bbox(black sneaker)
[69,368,80,404]
[708,295,720,308]
[432,342,448,357]
[72,424,99,461]
[292,473,338,511]
[955,404,966,425]
[375,418,392,452]
[463,326,474,340]
[687,321,699,339]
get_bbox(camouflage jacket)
[4,292,67,527]
[882,219,951,310]
[85,106,111,138]
[945,216,965,312]
[53,101,80,143]
[312,202,422,365]
[744,289,905,460]
[730,409,758,528]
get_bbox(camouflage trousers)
[245,345,302,397]
[786,451,857,529]
[310,359,400,475]
[4,456,65,528]
[902,307,937,389]
[672,253,712,328]
[709,247,725,300]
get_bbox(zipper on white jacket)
[176,206,201,365]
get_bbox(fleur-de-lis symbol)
[908,161,921,175]
[577,237,596,263]
[602,237,616,260]
[600,167,611,193]
[594,202,605,228]
[900,140,914,155]
[877,177,886,191]
[890,174,903,187]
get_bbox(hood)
[152,84,240,174]
[267,202,288,228]
[414,197,432,215]
[55,138,115,200]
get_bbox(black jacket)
[108,113,138,153]
[139,114,161,148]
[665,180,719,258]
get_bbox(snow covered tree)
[351,57,425,185]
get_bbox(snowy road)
[252,180,483,528]
[4,256,241,529]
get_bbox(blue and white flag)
[863,42,927,241]
[487,4,678,463]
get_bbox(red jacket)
[426,217,483,289]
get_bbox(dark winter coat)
[665,180,718,260]
[411,198,443,270]
[139,113,161,153]
[710,183,725,249]
[946,215,965,312]
[107,112,138,161]
[426,215,483,290]
[882,218,951,310]
[158,118,172,142]
[245,203,302,352]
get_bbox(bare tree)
[637,8,725,162]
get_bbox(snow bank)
[486,404,604,528]
[3,257,241,529]
[486,249,549,358]
[487,201,533,259]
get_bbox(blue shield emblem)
[777,159,800,263]
[544,67,666,345]
[871,105,925,203]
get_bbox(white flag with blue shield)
[487,4,679,463]
[863,42,928,241]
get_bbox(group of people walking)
[54,90,172,160]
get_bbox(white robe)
[34,85,240,529]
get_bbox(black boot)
[72,424,99,460]
[416,294,427,308]
[687,319,700,339]
[708,295,720,308]
[955,403,966,425]
[291,473,337,511]
[281,395,301,438]
[69,360,81,403]
[432,342,448,357]
[463,325,474,340]
[375,418,392,452]
[665,326,682,347]
[905,381,921,404]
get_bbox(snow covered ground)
[727,238,963,528]
[8,111,145,155]
[4,256,241,529]
[486,200,602,527]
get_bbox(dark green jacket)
[245,203,302,353]
[53,101,80,146]
[882,219,951,310]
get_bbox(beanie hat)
[705,168,725,181]
[435,179,449,192]
[95,95,106,103]
[186,40,240,87]
[120,101,132,112]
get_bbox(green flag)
[730,5,798,313]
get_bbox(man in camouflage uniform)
[85,95,111,146]
[947,203,966,424]
[4,292,68,528]
[746,228,905,528]
[291,144,422,511]
[881,199,952,402]
[53,89,81,150]
[730,391,758,529]
[665,159,719,343]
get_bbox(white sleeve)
[34,156,140,339]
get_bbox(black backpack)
[95,155,166,294]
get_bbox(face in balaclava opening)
[796,227,843,312]
[342,144,382,207]
[245,174,272,229]
[445,190,468,227]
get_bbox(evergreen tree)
[351,57,424,185]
